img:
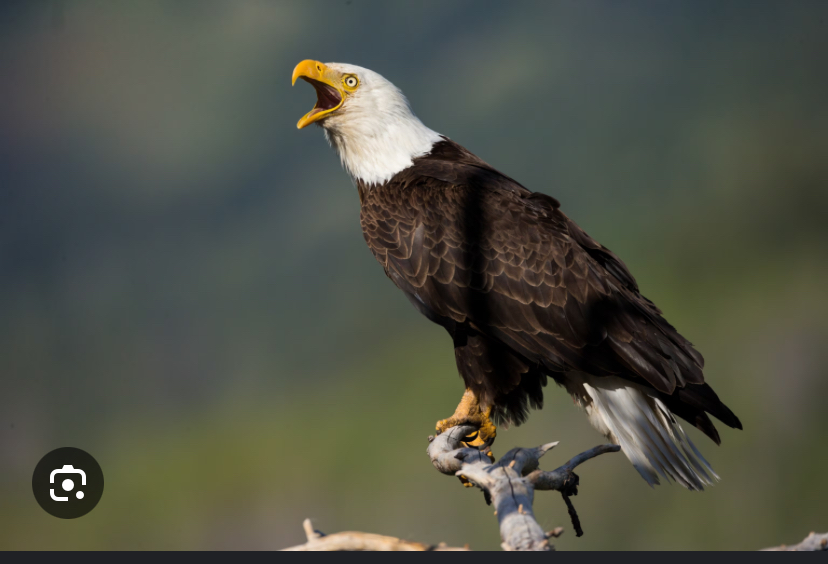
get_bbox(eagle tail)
[572,376,718,491]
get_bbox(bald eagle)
[292,60,742,490]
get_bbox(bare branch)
[282,519,469,551]
[428,425,620,550]
[278,428,825,551]
[526,444,621,492]
[762,532,828,551]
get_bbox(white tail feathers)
[568,375,718,491]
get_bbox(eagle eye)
[343,75,359,90]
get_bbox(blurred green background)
[1,0,827,551]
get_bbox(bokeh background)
[1,0,827,551]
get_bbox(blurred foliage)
[1,0,827,551]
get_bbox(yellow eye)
[343,75,359,89]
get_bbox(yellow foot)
[435,389,498,449]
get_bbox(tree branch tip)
[762,532,828,551]
[546,527,565,539]
[538,441,559,455]
[302,518,323,541]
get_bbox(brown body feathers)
[358,139,741,442]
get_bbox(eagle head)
[292,60,442,185]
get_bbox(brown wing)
[359,140,741,436]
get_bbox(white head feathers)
[315,63,443,186]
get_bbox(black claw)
[462,431,479,443]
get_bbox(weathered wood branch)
[762,532,828,551]
[282,518,828,551]
[427,424,620,551]
[281,518,468,551]
[281,424,827,551]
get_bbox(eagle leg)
[436,388,497,451]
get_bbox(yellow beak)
[291,60,345,129]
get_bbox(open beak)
[292,60,344,129]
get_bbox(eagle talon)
[462,420,497,449]
[435,389,498,451]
